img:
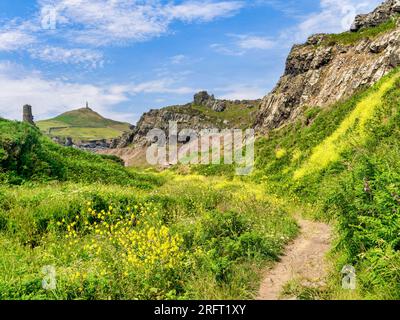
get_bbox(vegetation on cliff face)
[256,12,400,131]
[252,69,400,299]
[294,71,400,179]
[322,15,399,46]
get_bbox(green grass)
[249,67,400,299]
[48,127,124,140]
[294,71,400,179]
[162,102,258,130]
[37,108,131,141]
[0,118,162,188]
[2,64,400,300]
[322,16,399,46]
[191,103,258,129]
[0,119,298,300]
[0,177,298,299]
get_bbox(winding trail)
[257,218,332,300]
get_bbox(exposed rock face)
[255,1,400,131]
[111,94,260,149]
[193,91,227,112]
[194,91,215,107]
[351,0,400,32]
[114,107,222,148]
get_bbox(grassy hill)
[1,69,400,300]
[0,118,297,299]
[37,107,132,141]
[178,68,400,299]
[252,68,400,299]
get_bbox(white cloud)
[170,54,187,65]
[217,84,267,100]
[284,0,383,43]
[0,29,36,51]
[213,0,384,58]
[38,0,244,46]
[0,61,196,123]
[210,43,244,56]
[29,46,104,68]
[165,1,244,22]
[235,35,275,50]
[128,79,195,95]
[0,1,245,66]
[0,61,131,122]
[212,34,275,56]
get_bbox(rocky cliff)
[111,92,260,149]
[255,0,400,131]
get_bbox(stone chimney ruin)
[23,105,35,125]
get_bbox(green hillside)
[0,119,297,299]
[182,68,400,299]
[37,107,132,141]
[252,68,400,299]
[1,69,400,300]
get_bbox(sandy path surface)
[257,219,332,300]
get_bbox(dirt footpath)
[257,219,332,300]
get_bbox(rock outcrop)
[255,0,400,131]
[113,106,225,148]
[193,91,227,112]
[112,93,260,148]
[351,0,400,32]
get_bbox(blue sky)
[0,0,382,124]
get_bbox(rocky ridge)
[110,92,260,149]
[255,0,400,131]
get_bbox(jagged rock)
[351,0,399,32]
[108,96,260,149]
[194,91,215,107]
[255,3,400,131]
[369,41,388,53]
[212,101,226,112]
[394,0,400,11]
[306,34,326,46]
[193,91,228,112]
[390,49,400,67]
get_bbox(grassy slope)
[0,119,297,300]
[322,15,399,46]
[37,108,131,141]
[192,102,258,129]
[164,102,258,130]
[0,118,161,188]
[251,68,400,299]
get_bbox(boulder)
[212,101,226,112]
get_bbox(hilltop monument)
[23,105,35,126]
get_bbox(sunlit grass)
[322,16,398,46]
[294,71,400,179]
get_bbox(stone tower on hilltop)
[23,105,35,126]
